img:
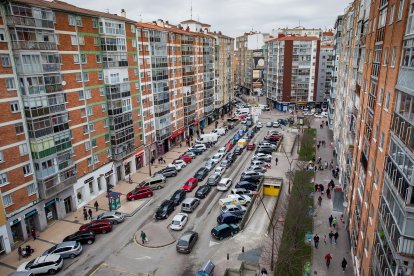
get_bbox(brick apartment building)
[333,0,414,275]
[0,0,234,254]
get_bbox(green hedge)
[299,128,316,161]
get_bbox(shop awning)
[169,128,184,140]
[135,151,144,157]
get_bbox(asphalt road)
[61,107,290,276]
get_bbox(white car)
[211,153,225,164]
[241,120,247,124]
[217,178,232,191]
[168,159,187,171]
[227,194,252,205]
[170,213,188,231]
[253,153,272,159]
[218,147,227,155]
[266,122,273,127]
[192,144,207,151]
[257,122,263,128]
[242,171,264,178]
[214,166,226,176]
[220,204,247,214]
[204,161,215,171]
[250,160,271,167]
[247,165,267,173]
[18,254,63,275]
[231,188,253,196]
[273,122,280,128]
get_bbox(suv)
[154,167,178,178]
[211,224,240,240]
[155,200,175,220]
[63,230,96,245]
[79,220,112,234]
[17,254,63,275]
[96,211,125,225]
[127,187,153,201]
[43,241,82,259]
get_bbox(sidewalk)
[135,222,176,248]
[311,119,354,275]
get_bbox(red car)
[79,219,112,234]
[182,177,199,192]
[127,187,153,201]
[247,143,256,150]
[179,155,192,163]
[268,134,282,140]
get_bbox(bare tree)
[303,116,314,128]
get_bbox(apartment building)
[264,35,320,111]
[0,0,144,251]
[333,0,414,275]
[316,44,334,106]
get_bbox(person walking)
[83,208,88,221]
[326,188,331,199]
[313,234,320,248]
[18,246,23,260]
[334,231,339,244]
[323,234,327,245]
[140,230,147,244]
[329,231,334,244]
[325,253,333,268]
[275,157,278,166]
[88,209,93,220]
[318,195,322,206]
[31,228,36,240]
[94,201,99,212]
[329,215,334,227]
[332,217,338,229]
[317,144,320,150]
[341,258,348,272]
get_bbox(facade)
[316,44,334,107]
[264,35,320,111]
[333,0,414,275]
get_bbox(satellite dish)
[61,81,66,86]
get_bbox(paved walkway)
[311,118,354,275]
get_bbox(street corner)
[118,197,150,217]
[38,220,80,244]
[134,222,176,249]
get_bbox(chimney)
[121,9,126,18]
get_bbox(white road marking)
[135,256,152,260]
[209,240,221,247]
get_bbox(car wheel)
[48,269,57,275]
[69,253,76,259]
[87,239,94,245]
[158,185,162,189]
[219,236,223,241]
[102,229,107,234]
[174,173,177,177]
[113,221,118,225]
[231,232,234,237]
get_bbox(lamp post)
[280,145,294,194]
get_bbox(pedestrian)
[94,201,99,212]
[330,160,334,169]
[31,228,36,240]
[151,157,155,165]
[313,234,320,248]
[324,161,328,169]
[317,144,320,150]
[83,208,88,221]
[323,234,327,244]
[332,217,338,229]
[326,121,328,126]
[329,231,334,244]
[329,215,334,227]
[88,208,93,220]
[261,268,268,276]
[140,230,147,244]
[275,157,278,166]
[320,184,324,194]
[18,245,22,260]
[332,169,336,178]
[158,157,161,164]
[326,188,331,199]
[325,253,333,268]
[334,231,339,244]
[315,183,319,192]
[318,195,322,206]
[341,258,348,272]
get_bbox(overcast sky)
[67,0,346,37]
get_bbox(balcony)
[106,84,131,100]
[12,40,57,51]
[391,113,414,152]
[376,27,385,43]
[6,15,54,29]
[103,60,128,69]
[112,141,135,161]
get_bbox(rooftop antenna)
[190,0,193,19]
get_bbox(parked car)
[226,153,236,163]
[79,220,112,234]
[17,254,63,275]
[266,121,273,127]
[188,147,204,155]
[233,146,243,155]
[43,241,82,259]
[154,167,178,178]
[194,167,209,181]
[207,174,221,186]
[220,159,231,168]
[226,194,251,205]
[96,211,125,225]
[127,187,153,201]
[211,153,225,164]
[241,171,264,178]
[179,155,192,163]
[251,159,271,167]
[267,130,281,136]
[247,143,256,151]
[217,178,233,191]
[176,231,198,254]
[154,200,175,220]
[138,175,166,190]
[253,153,272,159]
[240,176,263,184]
[272,122,280,128]
[235,181,259,191]
[278,118,289,126]
[211,224,240,240]
[220,204,247,215]
[192,143,207,151]
[217,213,243,224]
[183,177,199,192]
[218,147,227,155]
[63,230,95,245]
[214,166,226,177]
[170,189,187,206]
[231,188,253,196]
[168,159,187,170]
[257,122,263,129]
[204,160,215,171]
[247,165,267,174]
[183,151,197,159]
[170,213,188,231]
[195,185,211,199]
[256,147,274,154]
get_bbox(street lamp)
[280,145,294,194]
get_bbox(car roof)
[54,241,77,248]
[161,200,173,205]
[221,178,231,182]
[34,254,60,264]
[187,177,197,182]
[173,213,187,220]
[179,231,197,241]
[214,223,230,230]
[209,174,220,179]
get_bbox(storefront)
[200,117,206,129]
[44,199,59,225]
[9,218,23,244]
[24,209,39,237]
[169,128,184,147]
[135,151,144,170]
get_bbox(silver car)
[97,211,125,225]
[42,241,82,259]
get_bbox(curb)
[133,223,176,249]
[124,198,152,218]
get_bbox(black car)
[226,153,236,163]
[155,200,175,220]
[188,147,204,155]
[217,213,243,224]
[227,117,239,122]
[236,181,259,191]
[211,224,240,240]
[234,146,243,155]
[194,167,209,181]
[154,167,177,178]
[256,147,273,154]
[278,119,288,126]
[170,189,187,206]
[176,231,199,254]
[63,230,96,245]
[240,175,263,183]
[195,185,211,199]
[207,174,221,186]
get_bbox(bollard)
[227,253,229,260]
[242,246,244,253]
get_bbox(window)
[379,132,385,149]
[104,118,108,128]
[407,3,414,34]
[134,68,139,76]
[85,89,91,99]
[71,35,78,45]
[96,54,102,63]
[73,54,80,64]
[78,36,85,45]
[2,194,12,207]
[105,133,110,143]
[106,148,111,157]
[87,157,93,167]
[68,15,82,26]
[0,29,5,41]
[131,25,136,33]
[83,125,89,134]
[99,87,105,96]
[83,72,89,82]
[6,78,15,90]
[23,164,31,175]
[93,154,99,164]
[87,106,93,116]
[384,92,390,110]
[398,0,404,21]
[78,90,84,100]
[132,40,137,48]
[101,104,106,112]
[0,173,8,186]
[81,54,87,64]
[91,138,97,148]
[0,151,3,163]
[19,143,28,156]
[1,54,10,67]
[391,47,397,67]
[10,101,19,112]
[378,88,384,105]
[89,123,95,132]
[15,123,23,134]
[390,4,395,24]
[93,37,99,45]
[85,141,91,151]
[26,183,36,195]
[133,54,138,62]
[383,47,388,65]
[98,71,103,80]
[374,169,379,189]
[92,18,98,28]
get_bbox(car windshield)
[47,245,57,253]
[26,259,35,269]
[172,220,181,225]
[177,240,188,247]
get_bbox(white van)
[181,198,200,213]
[195,133,218,144]
[211,127,226,136]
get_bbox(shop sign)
[10,217,21,226]
[46,212,53,220]
[44,198,57,208]
[105,170,113,177]
[24,209,38,218]
[84,177,94,184]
